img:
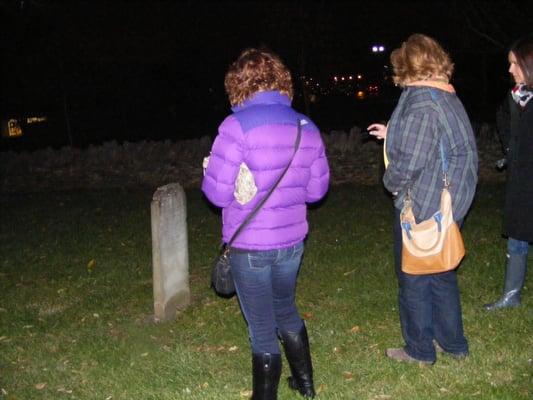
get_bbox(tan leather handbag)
[401,187,465,275]
[400,140,465,275]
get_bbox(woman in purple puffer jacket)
[202,47,329,399]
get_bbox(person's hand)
[367,123,387,140]
[202,156,210,176]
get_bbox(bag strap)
[406,90,451,203]
[225,119,302,249]
[432,89,449,188]
[439,140,450,187]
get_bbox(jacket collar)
[405,80,455,93]
[231,91,291,112]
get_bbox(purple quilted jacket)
[201,91,330,250]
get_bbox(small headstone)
[151,183,190,321]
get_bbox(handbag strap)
[439,141,450,188]
[225,119,302,249]
[430,88,451,187]
[406,91,451,203]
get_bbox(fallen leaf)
[35,383,46,390]
[240,389,253,397]
[350,326,361,333]
[317,383,326,394]
[87,259,96,272]
[302,312,314,320]
[342,371,354,381]
[228,346,238,352]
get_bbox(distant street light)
[371,45,385,53]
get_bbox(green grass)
[0,184,531,399]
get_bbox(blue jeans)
[230,242,305,354]
[507,237,529,256]
[393,207,468,362]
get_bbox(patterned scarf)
[511,84,533,107]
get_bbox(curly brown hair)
[224,48,293,106]
[390,34,454,86]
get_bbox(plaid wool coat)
[384,85,479,222]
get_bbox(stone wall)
[0,124,503,194]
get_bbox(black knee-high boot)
[279,324,316,398]
[252,353,282,400]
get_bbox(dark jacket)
[498,93,533,242]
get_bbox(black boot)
[484,253,527,311]
[251,353,281,400]
[279,324,316,398]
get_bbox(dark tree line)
[1,0,531,150]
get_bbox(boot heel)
[288,376,315,397]
[279,324,316,398]
[484,252,527,311]
[252,353,281,400]
[484,289,521,311]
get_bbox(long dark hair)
[510,35,533,87]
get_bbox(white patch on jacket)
[202,156,257,204]
[233,162,257,204]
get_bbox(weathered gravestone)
[151,183,190,321]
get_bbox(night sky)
[1,0,532,151]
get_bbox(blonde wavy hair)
[224,48,293,106]
[390,34,454,86]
